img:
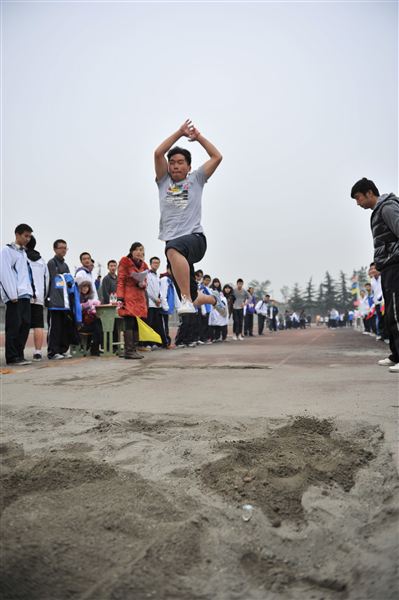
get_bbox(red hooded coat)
[116,256,148,319]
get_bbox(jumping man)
[154,119,225,315]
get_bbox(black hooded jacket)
[371,193,399,271]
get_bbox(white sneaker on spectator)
[187,342,196,348]
[178,295,196,314]
[197,340,205,345]
[362,331,369,335]
[210,290,227,316]
[238,335,244,341]
[376,336,382,341]
[232,334,238,341]
[389,363,399,373]
[378,358,395,366]
[63,351,73,359]
[51,354,65,360]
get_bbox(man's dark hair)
[167,146,191,166]
[203,274,211,281]
[369,261,376,267]
[195,269,203,277]
[107,259,117,267]
[265,294,271,298]
[150,256,160,264]
[351,178,380,198]
[53,239,67,249]
[80,252,91,262]
[15,223,33,235]
[237,278,243,284]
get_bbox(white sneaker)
[362,331,370,335]
[197,340,205,345]
[51,353,65,360]
[63,351,73,359]
[389,363,399,373]
[232,335,238,341]
[376,336,382,341]
[378,358,395,366]
[210,290,227,317]
[238,335,244,341]
[177,295,196,314]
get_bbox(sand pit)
[1,406,398,600]
[1,328,398,599]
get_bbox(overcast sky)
[2,0,398,298]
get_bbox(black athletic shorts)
[30,303,44,328]
[165,233,207,302]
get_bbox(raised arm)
[154,120,194,181]
[187,126,223,180]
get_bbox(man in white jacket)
[0,224,34,365]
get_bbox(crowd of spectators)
[0,224,391,366]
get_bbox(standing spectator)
[244,286,256,336]
[299,309,307,329]
[364,282,377,335]
[147,256,168,348]
[116,242,148,360]
[351,178,399,372]
[222,283,235,319]
[160,267,180,348]
[99,260,118,304]
[255,294,270,335]
[75,252,99,301]
[232,279,250,340]
[369,262,387,342]
[26,235,49,361]
[198,274,212,344]
[47,239,81,359]
[0,224,34,365]
[269,300,279,332]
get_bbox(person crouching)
[78,281,102,356]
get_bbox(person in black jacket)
[351,178,399,373]
[47,239,76,360]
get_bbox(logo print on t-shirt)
[165,182,189,210]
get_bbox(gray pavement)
[2,326,398,463]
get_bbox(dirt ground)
[1,327,398,599]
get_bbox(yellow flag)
[136,317,162,344]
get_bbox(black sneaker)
[33,353,42,361]
[13,358,32,366]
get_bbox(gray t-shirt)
[157,166,208,241]
[233,288,250,309]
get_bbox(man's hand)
[180,119,200,142]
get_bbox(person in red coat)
[116,242,148,359]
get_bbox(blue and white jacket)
[0,243,33,303]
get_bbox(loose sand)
[1,327,398,599]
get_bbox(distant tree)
[316,283,324,314]
[304,277,316,312]
[289,283,303,312]
[249,279,271,299]
[323,271,337,310]
[337,271,352,310]
[355,266,369,289]
[280,285,290,305]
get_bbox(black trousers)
[147,307,168,347]
[258,314,266,335]
[200,313,210,341]
[381,265,399,363]
[80,318,103,354]
[233,309,244,335]
[47,310,76,358]
[5,299,31,364]
[244,313,254,335]
[269,317,278,332]
[175,313,195,345]
[161,314,171,346]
